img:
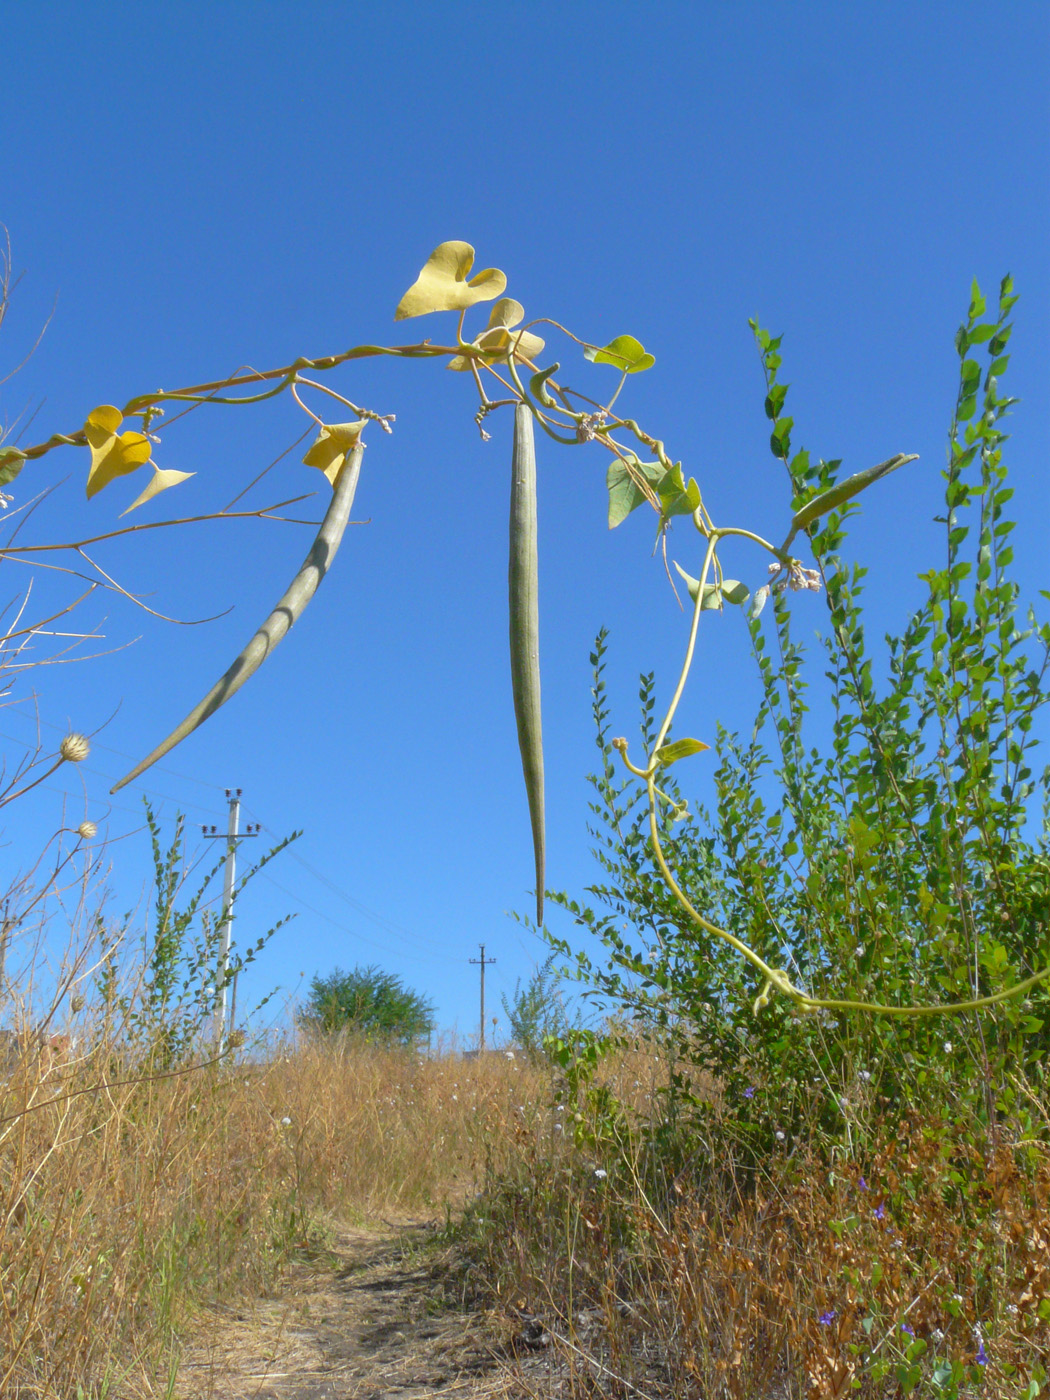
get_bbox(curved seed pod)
[111,445,365,793]
[509,403,545,924]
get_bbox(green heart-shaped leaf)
[395,240,507,321]
[607,453,664,528]
[585,334,655,373]
[303,421,366,486]
[655,737,710,766]
[84,405,153,499]
[0,448,26,487]
[656,463,701,521]
[674,562,749,609]
[120,466,195,515]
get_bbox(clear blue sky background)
[1,2,1047,1042]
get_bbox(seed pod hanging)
[508,404,545,924]
[112,445,365,792]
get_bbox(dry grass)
[0,1028,550,1398]
[463,1075,1050,1399]
[4,1021,1049,1399]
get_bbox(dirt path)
[175,1219,520,1400]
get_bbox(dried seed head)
[76,820,98,840]
[61,733,91,763]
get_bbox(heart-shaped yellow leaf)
[448,297,546,371]
[120,466,195,516]
[84,405,153,499]
[302,421,365,486]
[395,241,507,321]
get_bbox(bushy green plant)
[500,956,572,1060]
[550,276,1050,1149]
[97,802,297,1061]
[298,964,435,1046]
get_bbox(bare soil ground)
[174,1218,522,1400]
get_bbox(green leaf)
[395,240,507,320]
[770,417,793,458]
[0,447,26,487]
[764,384,788,420]
[606,454,663,528]
[656,463,701,520]
[655,737,710,766]
[529,363,560,407]
[989,323,1013,356]
[584,334,655,373]
[969,277,986,321]
[782,453,918,548]
[673,562,749,609]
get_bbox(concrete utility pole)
[469,943,496,1051]
[202,790,258,1047]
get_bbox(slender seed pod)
[112,445,365,792]
[509,403,545,924]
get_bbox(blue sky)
[1,2,1047,1041]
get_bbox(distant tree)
[298,965,435,1046]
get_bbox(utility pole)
[469,943,496,1051]
[202,790,258,1048]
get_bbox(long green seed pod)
[112,445,365,793]
[509,403,545,924]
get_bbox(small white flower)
[775,1130,786,1141]
[594,1169,607,1179]
[932,1328,945,1343]
[943,1042,953,1054]
[504,1050,515,1060]
[858,1070,871,1082]
[553,1123,563,1132]
[280,1116,292,1127]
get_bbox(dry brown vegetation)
[3,1026,1050,1398]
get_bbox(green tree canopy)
[298,965,435,1046]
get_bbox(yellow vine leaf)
[84,405,153,499]
[302,421,365,486]
[395,241,507,321]
[120,466,195,516]
[448,297,546,371]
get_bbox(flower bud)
[60,733,90,763]
[77,820,97,840]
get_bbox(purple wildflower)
[744,1086,755,1099]
[976,1342,989,1366]
[819,1311,836,1326]
[901,1323,915,1337]
[858,1177,868,1191]
[874,1203,885,1220]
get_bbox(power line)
[243,806,441,956]
[1,703,228,791]
[255,869,457,968]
